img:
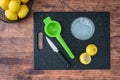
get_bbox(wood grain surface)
[0,0,120,80]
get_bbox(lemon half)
[79,52,91,65]
[86,44,98,56]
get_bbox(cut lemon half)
[79,52,91,65]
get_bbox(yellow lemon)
[5,10,18,20]
[8,0,20,12]
[17,0,21,4]
[11,0,21,4]
[21,0,29,4]
[0,0,10,10]
[86,44,98,56]
[79,52,91,65]
[17,5,29,19]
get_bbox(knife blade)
[46,36,70,68]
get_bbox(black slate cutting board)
[34,12,110,70]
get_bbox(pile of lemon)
[0,0,29,21]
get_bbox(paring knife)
[46,36,70,68]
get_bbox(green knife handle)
[56,35,75,59]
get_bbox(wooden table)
[0,0,120,80]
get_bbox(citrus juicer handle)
[56,35,75,59]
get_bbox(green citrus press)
[43,17,75,59]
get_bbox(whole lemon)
[5,10,18,20]
[17,0,21,4]
[0,0,10,10]
[21,0,29,4]
[11,0,21,4]
[18,5,29,19]
[8,0,20,12]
